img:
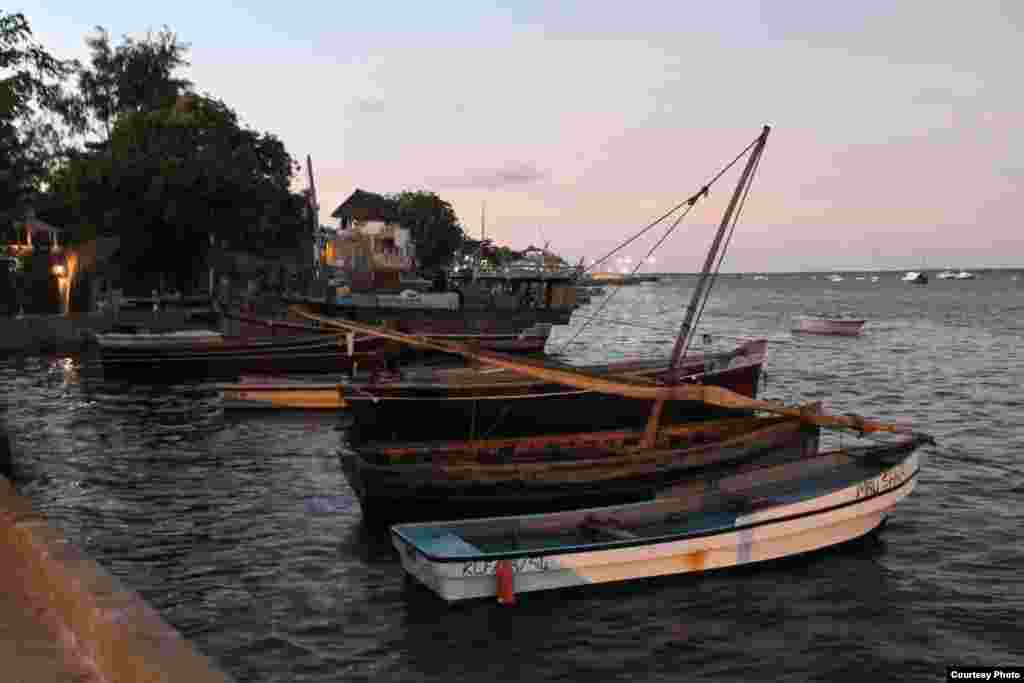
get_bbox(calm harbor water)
[3,271,1022,682]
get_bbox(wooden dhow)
[299,126,932,527]
[341,340,765,443]
[218,339,766,442]
[295,129,926,440]
[341,414,819,526]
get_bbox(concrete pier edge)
[1,474,233,682]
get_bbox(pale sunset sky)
[14,1,1024,272]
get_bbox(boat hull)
[344,342,765,442]
[342,416,817,526]
[392,442,924,601]
[93,333,395,380]
[220,341,764,417]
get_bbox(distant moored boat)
[901,271,928,284]
[792,316,866,336]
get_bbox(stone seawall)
[0,474,234,682]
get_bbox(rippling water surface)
[3,272,1022,682]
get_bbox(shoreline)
[0,308,222,355]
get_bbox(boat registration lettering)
[856,465,907,500]
[461,556,554,577]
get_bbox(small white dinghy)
[391,433,931,602]
[901,271,928,284]
[94,329,224,350]
[792,316,866,336]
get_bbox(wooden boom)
[293,307,933,441]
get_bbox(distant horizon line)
[631,267,1021,276]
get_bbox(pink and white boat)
[792,316,866,336]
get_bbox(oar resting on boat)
[292,306,934,444]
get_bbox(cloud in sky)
[20,0,1024,270]
[432,162,549,191]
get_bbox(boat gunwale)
[356,414,794,459]
[216,342,765,395]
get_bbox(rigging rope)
[556,202,697,353]
[678,136,766,360]
[560,129,767,354]
[583,133,763,275]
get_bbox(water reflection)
[3,276,1023,681]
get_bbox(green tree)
[1,11,80,228]
[76,26,191,142]
[50,94,309,293]
[391,191,465,274]
[490,244,520,267]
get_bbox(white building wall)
[334,219,415,269]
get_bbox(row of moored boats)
[85,126,934,604]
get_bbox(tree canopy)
[1,11,80,231]
[51,94,308,290]
[3,14,481,300]
[16,21,313,293]
[77,26,191,142]
[390,190,465,274]
[461,237,521,270]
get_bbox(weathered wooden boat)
[391,431,930,601]
[340,339,766,442]
[792,316,865,336]
[236,308,553,355]
[218,339,765,437]
[89,324,396,380]
[342,414,819,526]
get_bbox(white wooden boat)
[792,316,866,336]
[391,433,930,602]
[937,269,975,280]
[94,329,224,349]
[901,271,928,284]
